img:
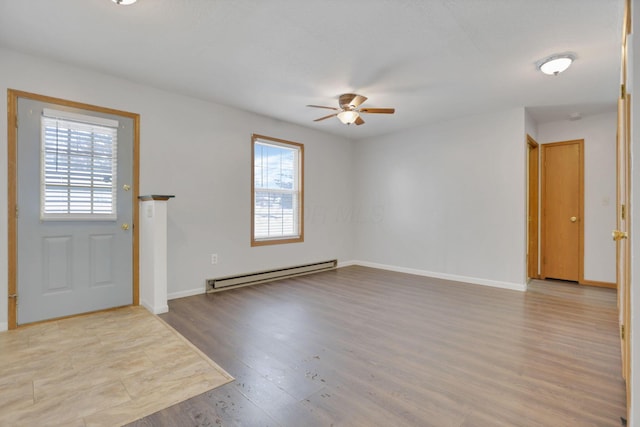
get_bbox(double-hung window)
[252,134,304,246]
[41,109,119,220]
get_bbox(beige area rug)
[0,306,233,426]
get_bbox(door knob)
[121,223,130,231]
[570,216,577,223]
[612,230,628,241]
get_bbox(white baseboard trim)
[141,301,169,315]
[168,287,206,300]
[0,322,7,332]
[337,260,359,268]
[349,260,527,292]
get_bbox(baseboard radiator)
[206,259,337,292]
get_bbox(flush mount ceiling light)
[536,53,576,76]
[112,0,137,5]
[337,110,359,125]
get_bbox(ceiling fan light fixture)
[308,93,394,126]
[337,110,359,125]
[537,53,575,76]
[112,0,137,5]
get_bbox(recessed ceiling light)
[536,53,576,76]
[112,0,137,5]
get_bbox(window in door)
[251,134,304,246]
[41,108,119,220]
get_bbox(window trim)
[251,133,304,246]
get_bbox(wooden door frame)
[7,89,140,329]
[540,139,584,284]
[527,135,539,280]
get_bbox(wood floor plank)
[127,266,626,426]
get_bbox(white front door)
[16,97,135,325]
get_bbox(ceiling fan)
[307,93,395,125]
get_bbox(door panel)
[16,97,134,325]
[616,94,631,385]
[541,140,583,282]
[43,236,72,292]
[615,2,631,416]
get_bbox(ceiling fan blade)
[307,104,339,110]
[339,93,367,108]
[314,113,338,122]
[360,108,395,114]
[354,116,365,126]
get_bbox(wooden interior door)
[615,92,631,397]
[615,0,631,415]
[527,136,539,279]
[613,0,632,418]
[541,140,584,282]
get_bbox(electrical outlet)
[210,254,218,265]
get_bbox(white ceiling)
[0,0,623,140]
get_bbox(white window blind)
[40,109,119,221]
[253,138,302,241]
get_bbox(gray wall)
[351,109,528,289]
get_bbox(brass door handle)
[612,230,628,241]
[121,223,130,231]
[570,216,577,223]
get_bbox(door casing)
[527,135,539,280]
[7,89,140,329]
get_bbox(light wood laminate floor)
[128,266,626,426]
[0,306,232,426]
